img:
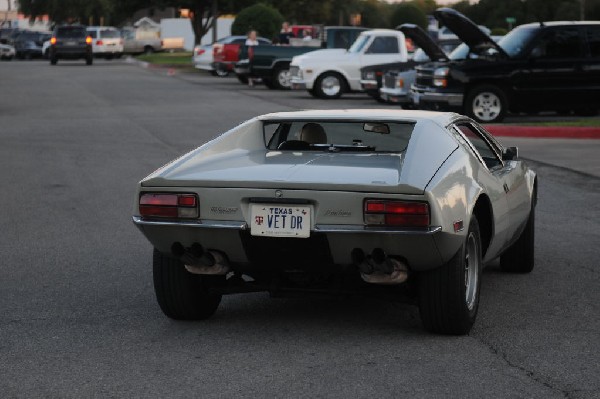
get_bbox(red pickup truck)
[212,37,270,78]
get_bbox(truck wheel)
[272,66,292,90]
[314,72,346,99]
[500,202,535,273]
[418,215,482,335]
[466,85,507,123]
[215,69,229,77]
[144,46,154,55]
[153,249,223,320]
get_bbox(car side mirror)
[502,146,518,161]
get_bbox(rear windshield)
[263,121,415,153]
[100,30,121,38]
[56,27,87,38]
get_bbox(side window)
[366,36,399,54]
[456,124,502,170]
[586,27,600,58]
[530,28,584,59]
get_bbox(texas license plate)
[250,204,310,238]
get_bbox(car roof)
[517,21,600,28]
[362,29,403,36]
[258,109,462,126]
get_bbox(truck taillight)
[50,37,57,45]
[85,36,92,45]
[364,200,429,227]
[96,40,103,45]
[196,48,205,56]
[139,193,199,219]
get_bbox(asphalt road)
[1,60,599,398]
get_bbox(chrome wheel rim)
[277,69,291,88]
[464,231,479,311]
[472,92,501,122]
[321,76,341,97]
[216,69,228,77]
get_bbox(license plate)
[66,41,76,46]
[250,204,310,238]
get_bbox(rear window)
[56,27,87,38]
[263,121,415,153]
[100,30,121,39]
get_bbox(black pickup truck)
[235,27,367,90]
[412,8,600,123]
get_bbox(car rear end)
[50,26,92,62]
[89,28,123,58]
[380,69,417,105]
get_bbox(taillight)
[96,39,103,45]
[195,48,205,56]
[50,37,57,45]
[364,200,429,227]
[85,36,92,45]
[139,193,199,219]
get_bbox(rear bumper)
[290,77,307,90]
[132,216,448,271]
[51,46,91,58]
[380,87,412,104]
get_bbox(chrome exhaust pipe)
[352,248,409,285]
[185,250,230,275]
[171,242,230,275]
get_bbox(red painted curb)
[484,125,600,139]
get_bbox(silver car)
[133,110,537,335]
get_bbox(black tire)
[418,215,482,335]
[143,45,154,55]
[86,55,93,65]
[272,66,292,90]
[500,204,535,273]
[152,249,223,320]
[50,55,57,65]
[314,71,347,99]
[308,88,319,98]
[237,74,249,84]
[465,85,508,123]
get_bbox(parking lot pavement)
[1,61,599,398]
[498,137,600,178]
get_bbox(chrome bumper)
[360,79,378,90]
[380,87,411,104]
[411,87,464,107]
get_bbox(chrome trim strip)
[132,216,247,230]
[314,225,442,234]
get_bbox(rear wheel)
[314,72,346,99]
[272,66,292,90]
[418,216,482,335]
[500,202,535,273]
[465,85,507,123]
[143,45,154,55]
[153,249,223,320]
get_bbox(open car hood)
[398,24,448,62]
[434,8,508,58]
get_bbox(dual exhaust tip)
[351,248,408,285]
[171,242,230,275]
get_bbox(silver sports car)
[133,109,537,335]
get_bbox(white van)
[86,26,123,58]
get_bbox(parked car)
[289,30,409,99]
[87,26,123,59]
[192,35,271,77]
[412,8,600,122]
[376,28,502,106]
[234,27,367,90]
[14,30,51,59]
[0,43,15,60]
[0,28,16,44]
[132,109,537,335]
[207,35,271,77]
[121,28,162,54]
[49,25,93,66]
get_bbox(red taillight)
[364,200,430,227]
[50,37,57,45]
[96,39,103,45]
[139,193,199,219]
[195,48,205,56]
[85,36,92,45]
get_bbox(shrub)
[231,3,284,40]
[389,3,428,30]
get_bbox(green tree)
[389,3,428,29]
[231,3,284,40]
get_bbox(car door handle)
[503,183,510,193]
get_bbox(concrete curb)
[485,125,600,139]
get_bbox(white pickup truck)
[289,29,408,99]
